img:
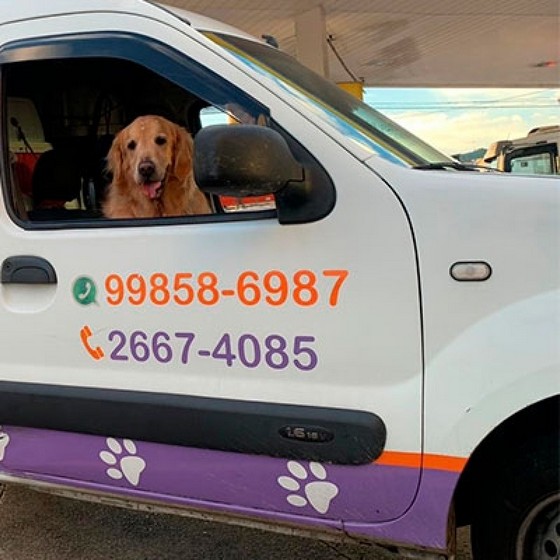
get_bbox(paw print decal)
[99,438,146,486]
[277,460,339,514]
[0,427,10,462]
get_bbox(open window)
[1,33,282,227]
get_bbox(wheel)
[471,432,559,559]
[517,493,560,559]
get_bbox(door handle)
[1,256,57,284]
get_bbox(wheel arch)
[453,394,560,527]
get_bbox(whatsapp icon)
[73,276,97,306]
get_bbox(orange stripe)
[424,453,468,473]
[375,451,467,473]
[376,451,422,469]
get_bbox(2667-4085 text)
[107,330,319,372]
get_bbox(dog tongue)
[142,182,162,199]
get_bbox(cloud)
[367,88,560,154]
[390,110,540,154]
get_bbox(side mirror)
[194,125,336,224]
[194,125,304,196]
[194,124,336,224]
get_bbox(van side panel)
[0,425,461,551]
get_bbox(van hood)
[367,157,560,237]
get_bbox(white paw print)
[277,460,339,514]
[99,438,146,486]
[0,427,10,462]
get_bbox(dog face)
[108,115,193,201]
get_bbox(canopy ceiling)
[164,0,559,87]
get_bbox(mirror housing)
[194,125,335,224]
[483,140,511,163]
[194,125,303,196]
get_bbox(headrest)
[32,149,82,208]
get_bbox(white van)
[0,2,558,559]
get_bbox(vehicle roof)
[0,0,260,43]
[158,3,261,42]
[509,125,560,147]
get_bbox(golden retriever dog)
[103,115,211,218]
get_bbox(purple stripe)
[0,426,456,551]
[344,468,459,549]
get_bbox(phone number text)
[108,330,318,372]
[104,269,348,308]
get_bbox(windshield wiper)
[413,161,499,172]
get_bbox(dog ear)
[171,125,193,180]
[107,132,126,185]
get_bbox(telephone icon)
[78,281,92,301]
[72,277,97,306]
[80,325,105,360]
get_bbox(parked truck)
[483,125,560,175]
[0,2,558,559]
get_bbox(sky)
[364,88,560,156]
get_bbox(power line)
[366,88,559,110]
[372,103,559,110]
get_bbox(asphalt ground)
[0,485,472,559]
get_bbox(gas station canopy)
[165,0,559,88]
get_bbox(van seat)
[28,149,100,221]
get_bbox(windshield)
[205,33,452,167]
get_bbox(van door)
[0,12,422,526]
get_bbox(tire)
[471,432,560,559]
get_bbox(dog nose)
[138,160,155,179]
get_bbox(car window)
[507,146,557,175]
[1,34,276,227]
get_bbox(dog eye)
[155,136,167,146]
[127,140,137,151]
